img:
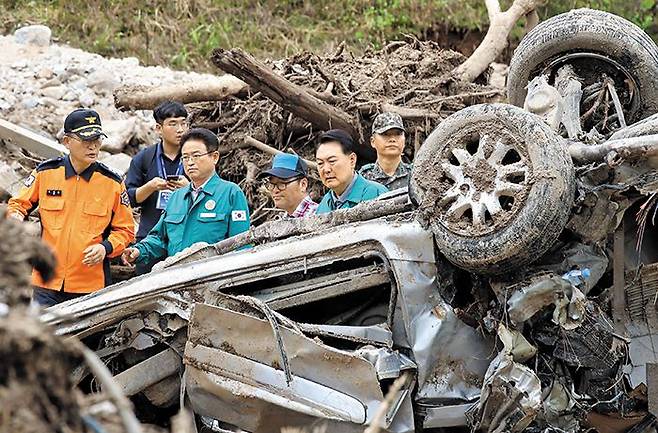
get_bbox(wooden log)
[218,135,318,171]
[568,134,658,163]
[114,75,249,111]
[212,48,373,161]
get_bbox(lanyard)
[155,142,183,179]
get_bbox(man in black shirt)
[125,101,189,274]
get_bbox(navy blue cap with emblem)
[64,108,107,141]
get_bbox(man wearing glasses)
[122,128,250,267]
[7,108,135,307]
[259,154,318,218]
[125,100,190,274]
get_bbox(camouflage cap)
[371,112,405,134]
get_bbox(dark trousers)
[32,286,86,308]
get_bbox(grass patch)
[2,0,656,72]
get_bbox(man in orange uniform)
[7,109,135,307]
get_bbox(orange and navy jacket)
[7,156,135,293]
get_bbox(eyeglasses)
[162,121,189,129]
[265,177,302,192]
[181,151,214,163]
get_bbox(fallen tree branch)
[218,135,318,171]
[212,48,371,160]
[114,75,249,110]
[218,100,260,145]
[568,134,658,163]
[610,113,658,141]
[453,0,544,82]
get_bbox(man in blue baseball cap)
[259,153,318,218]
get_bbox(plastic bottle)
[561,268,591,287]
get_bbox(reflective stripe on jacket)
[7,156,135,293]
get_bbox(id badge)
[156,190,172,210]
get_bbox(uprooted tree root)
[0,310,85,433]
[0,211,56,306]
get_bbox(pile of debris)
[114,38,505,221]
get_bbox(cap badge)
[85,116,97,124]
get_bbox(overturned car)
[44,8,658,433]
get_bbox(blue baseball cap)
[259,153,308,180]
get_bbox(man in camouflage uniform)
[359,112,412,190]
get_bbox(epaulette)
[95,161,123,183]
[36,156,66,172]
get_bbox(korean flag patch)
[120,190,130,207]
[231,210,247,222]
[23,174,35,188]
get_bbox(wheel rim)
[541,52,640,134]
[435,128,531,237]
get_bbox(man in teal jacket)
[122,128,250,267]
[315,129,388,214]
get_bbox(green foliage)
[1,0,656,72]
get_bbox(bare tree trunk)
[568,134,658,163]
[453,0,545,82]
[114,75,248,110]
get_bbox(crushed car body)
[44,214,494,432]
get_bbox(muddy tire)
[508,9,658,128]
[410,104,575,275]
